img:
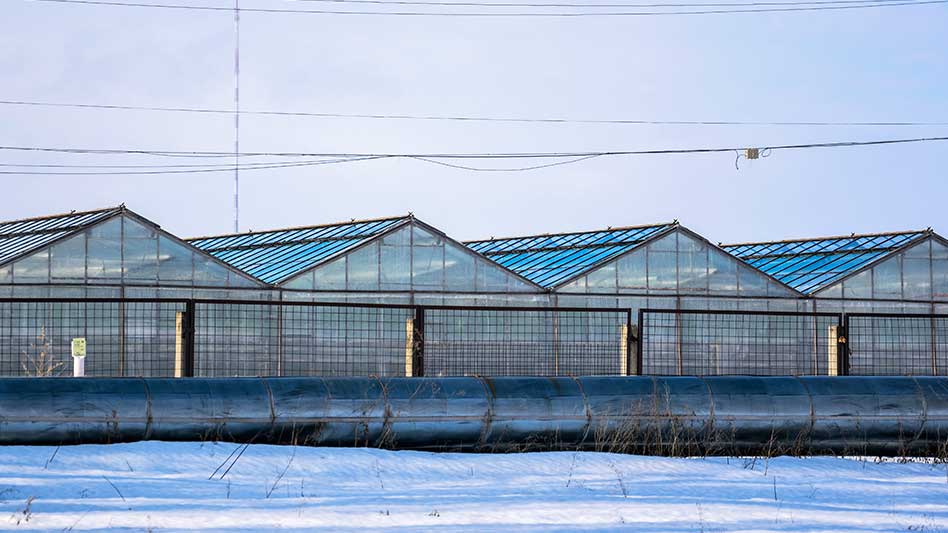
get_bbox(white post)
[71,338,86,378]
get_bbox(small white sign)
[71,338,86,357]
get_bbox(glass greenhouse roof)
[722,230,929,294]
[465,223,675,288]
[0,206,122,266]
[188,216,410,284]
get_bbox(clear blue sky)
[1,0,946,244]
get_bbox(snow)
[0,442,947,531]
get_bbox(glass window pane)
[843,270,871,299]
[13,249,49,283]
[476,261,510,292]
[444,245,476,291]
[346,241,380,290]
[617,249,647,289]
[933,244,948,300]
[411,225,442,246]
[158,235,194,284]
[50,233,86,280]
[677,233,708,292]
[708,248,738,294]
[87,217,122,281]
[412,244,444,288]
[737,265,768,296]
[380,226,411,290]
[556,275,586,293]
[872,255,902,299]
[193,255,231,286]
[314,256,347,290]
[123,219,158,282]
[283,270,315,290]
[649,231,677,252]
[646,248,677,291]
[903,256,932,300]
[586,261,617,293]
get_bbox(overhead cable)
[27,0,948,16]
[0,135,944,174]
[2,99,946,128]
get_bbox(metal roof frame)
[0,206,123,270]
[809,230,944,297]
[190,215,411,285]
[0,206,268,287]
[723,229,932,296]
[543,224,804,295]
[277,216,545,291]
[466,222,678,289]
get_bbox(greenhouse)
[0,205,945,378]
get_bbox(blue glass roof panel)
[0,207,122,267]
[722,231,927,294]
[188,216,408,284]
[465,223,674,288]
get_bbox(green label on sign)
[71,338,86,357]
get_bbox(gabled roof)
[465,222,676,288]
[0,206,123,267]
[722,229,930,295]
[188,215,411,284]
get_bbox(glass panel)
[50,233,86,280]
[0,265,10,284]
[443,245,476,292]
[932,240,948,260]
[616,248,647,289]
[556,275,586,293]
[586,262,617,293]
[380,226,411,290]
[86,217,122,281]
[346,241,380,290]
[283,270,315,290]
[872,254,902,299]
[677,233,708,292]
[934,245,948,301]
[649,231,677,251]
[411,225,442,246]
[158,235,194,284]
[193,255,232,286]
[737,264,768,296]
[476,262,511,292]
[708,248,738,295]
[843,270,871,299]
[412,244,444,288]
[123,218,158,282]
[767,280,798,297]
[314,256,347,290]
[819,283,842,298]
[227,271,260,288]
[647,249,677,291]
[903,255,932,300]
[13,248,49,283]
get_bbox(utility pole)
[233,0,241,233]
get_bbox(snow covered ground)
[0,442,947,532]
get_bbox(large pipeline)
[2,376,948,455]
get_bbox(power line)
[0,156,386,175]
[3,99,946,128]
[287,0,914,7]
[27,0,948,16]
[0,134,945,162]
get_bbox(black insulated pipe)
[2,376,947,456]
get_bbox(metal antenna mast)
[233,0,241,233]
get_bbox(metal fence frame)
[0,298,634,378]
[639,308,948,376]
